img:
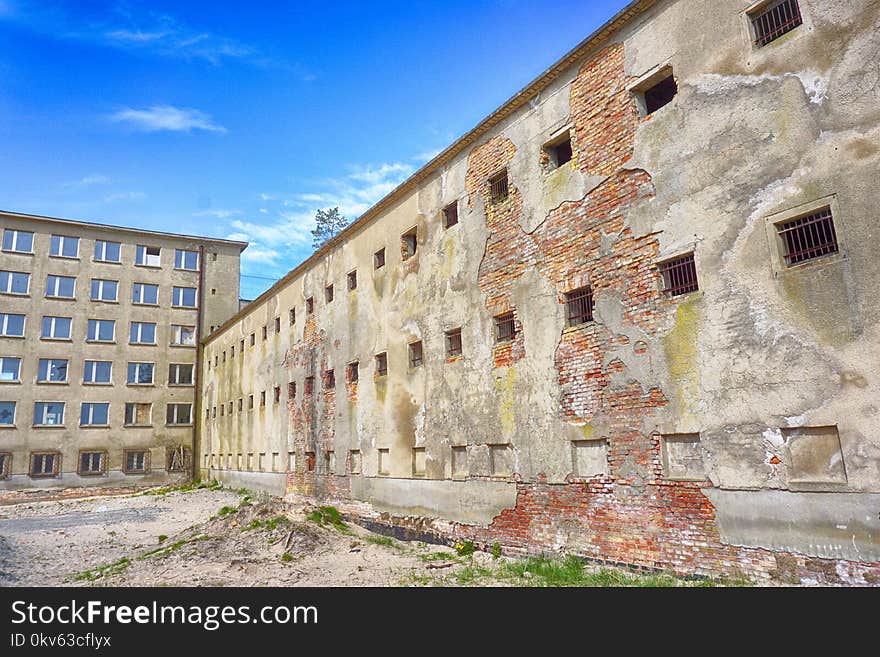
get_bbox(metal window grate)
[489,171,509,203]
[565,287,594,326]
[658,253,699,297]
[751,0,802,47]
[494,312,516,342]
[777,208,838,265]
[443,203,459,228]
[445,329,462,358]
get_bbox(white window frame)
[172,286,198,308]
[37,358,68,383]
[83,360,113,385]
[0,270,30,295]
[0,357,21,382]
[0,401,16,425]
[170,324,196,347]
[135,245,161,267]
[33,401,65,426]
[127,361,155,385]
[168,363,194,385]
[41,316,72,340]
[166,403,193,426]
[130,322,157,345]
[0,313,26,337]
[124,402,152,426]
[2,229,34,253]
[45,274,76,299]
[174,249,199,271]
[86,319,115,343]
[49,234,80,259]
[30,452,60,476]
[90,278,118,302]
[132,282,159,305]
[94,239,121,263]
[80,402,110,427]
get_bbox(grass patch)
[455,564,495,585]
[418,550,459,562]
[242,515,289,532]
[157,534,168,543]
[365,534,396,548]
[140,479,223,497]
[72,557,131,582]
[281,552,294,563]
[138,535,210,560]
[217,506,237,517]
[306,506,349,532]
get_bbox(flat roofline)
[0,209,249,251]
[204,0,655,344]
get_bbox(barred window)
[124,450,149,474]
[494,312,516,343]
[565,287,594,327]
[79,451,106,476]
[489,170,509,203]
[658,253,699,297]
[445,328,463,358]
[409,341,424,368]
[30,452,60,478]
[750,0,802,47]
[777,207,838,266]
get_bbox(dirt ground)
[0,485,733,587]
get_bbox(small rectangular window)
[132,282,159,305]
[274,317,281,332]
[289,308,296,325]
[127,362,154,385]
[489,170,509,203]
[408,341,423,368]
[166,403,192,425]
[565,287,594,327]
[49,235,79,259]
[123,450,149,474]
[83,360,112,384]
[401,228,417,259]
[304,376,315,395]
[443,202,459,229]
[374,247,386,269]
[37,359,67,383]
[42,316,72,340]
[325,284,334,303]
[172,286,198,308]
[658,253,699,297]
[750,0,802,47]
[46,274,76,299]
[240,339,245,352]
[0,401,16,426]
[135,245,161,267]
[2,229,34,253]
[124,402,152,426]
[174,249,199,271]
[94,240,121,263]
[643,74,678,115]
[445,328,462,358]
[130,321,157,345]
[171,325,196,346]
[30,452,60,478]
[34,401,65,426]
[544,131,573,169]
[274,386,281,403]
[375,352,388,377]
[288,381,297,399]
[0,357,22,382]
[776,207,838,266]
[262,325,267,340]
[347,361,359,383]
[494,312,516,343]
[306,297,314,314]
[248,394,254,410]
[0,270,30,295]
[80,402,109,427]
[324,369,335,389]
[347,270,357,290]
[0,313,26,337]
[260,391,266,406]
[87,318,115,342]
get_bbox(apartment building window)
[274,386,281,403]
[489,170,509,203]
[130,321,157,345]
[172,286,197,308]
[34,401,65,426]
[83,360,112,385]
[375,352,388,377]
[408,341,424,368]
[0,357,21,382]
[306,297,314,314]
[0,270,30,295]
[46,274,76,299]
[544,131,573,169]
[289,308,296,325]
[565,287,594,327]
[49,235,79,259]
[443,202,459,229]
[37,359,67,383]
[135,245,161,267]
[90,279,118,302]
[170,325,196,347]
[94,240,121,263]
[401,228,417,259]
[42,316,72,340]
[288,381,296,399]
[494,312,516,343]
[658,253,699,297]
[174,249,199,271]
[123,450,149,474]
[445,328,463,358]
[0,313,26,337]
[124,402,152,426]
[750,0,802,47]
[127,362,154,385]
[374,247,386,269]
[274,317,281,332]
[168,363,194,385]
[166,403,193,426]
[87,318,115,342]
[2,229,34,253]
[776,207,838,266]
[30,452,60,478]
[79,451,106,476]
[347,270,357,290]
[347,361,359,383]
[0,401,15,425]
[324,369,335,390]
[132,283,159,305]
[80,402,110,427]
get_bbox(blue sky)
[0,0,630,299]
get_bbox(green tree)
[311,207,350,249]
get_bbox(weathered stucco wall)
[200,0,880,583]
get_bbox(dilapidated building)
[198,0,880,583]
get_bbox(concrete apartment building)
[210,0,873,584]
[0,210,247,491]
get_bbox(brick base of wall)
[286,473,880,586]
[0,483,167,506]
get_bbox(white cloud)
[104,191,146,203]
[193,209,241,219]
[63,173,110,189]
[109,105,226,134]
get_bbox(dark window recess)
[375,352,388,377]
[306,297,314,314]
[409,341,424,368]
[304,377,314,395]
[402,229,417,259]
[347,270,357,290]
[262,326,267,340]
[306,452,316,472]
[565,287,595,327]
[289,308,296,325]
[324,369,335,389]
[80,452,104,475]
[274,317,280,332]
[347,361,359,383]
[546,134,573,169]
[443,203,459,228]
[288,381,296,399]
[260,391,266,406]
[274,386,281,403]
[325,285,334,303]
[644,75,678,115]
[489,171,509,203]
[374,248,386,269]
[751,0,802,47]
[240,339,245,352]
[445,328,463,358]
[658,253,700,297]
[30,452,59,478]
[777,208,838,266]
[250,333,255,346]
[494,312,516,343]
[248,395,254,410]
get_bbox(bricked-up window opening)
[275,317,281,332]
[378,448,390,476]
[0,453,10,479]
[274,386,281,403]
[374,247,386,269]
[494,312,516,343]
[124,402,151,426]
[777,207,838,266]
[443,202,459,229]
[350,450,362,475]
[445,328,463,358]
[347,361,359,383]
[324,369,335,389]
[750,0,802,47]
[325,284,334,303]
[79,451,105,476]
[30,452,60,478]
[545,132,573,169]
[375,352,388,377]
[347,270,357,290]
[288,381,297,399]
[409,341,424,368]
[565,287,594,327]
[305,451,315,472]
[658,253,699,297]
[306,297,314,314]
[402,228,417,260]
[124,450,149,474]
[643,74,678,115]
[489,170,509,203]
[289,308,296,325]
[304,376,315,395]
[260,391,266,406]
